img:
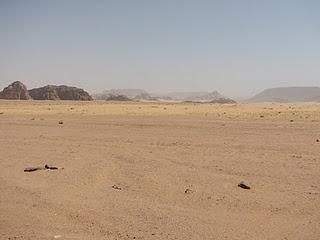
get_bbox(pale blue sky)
[0,0,319,96]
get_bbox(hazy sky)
[0,0,319,96]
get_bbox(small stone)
[58,121,63,124]
[316,139,319,142]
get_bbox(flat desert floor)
[1,100,320,240]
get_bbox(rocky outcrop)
[0,81,31,100]
[29,85,92,101]
[0,81,92,101]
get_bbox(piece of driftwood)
[112,185,122,190]
[24,166,45,172]
[238,182,251,190]
[24,165,59,172]
[45,164,58,170]
[184,188,193,194]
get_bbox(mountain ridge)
[247,86,320,103]
[93,89,236,102]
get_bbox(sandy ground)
[0,100,320,240]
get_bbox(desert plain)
[0,100,320,240]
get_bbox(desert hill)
[209,98,237,104]
[104,94,132,101]
[93,89,148,100]
[248,87,320,103]
[0,81,31,100]
[29,85,92,101]
[133,92,158,101]
[167,91,223,101]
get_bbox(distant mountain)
[166,91,234,102]
[247,87,320,103]
[166,91,223,101]
[93,89,147,100]
[210,98,237,104]
[29,85,92,101]
[104,94,132,101]
[94,89,236,103]
[133,92,158,101]
[0,81,31,100]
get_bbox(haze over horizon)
[1,0,320,97]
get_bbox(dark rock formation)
[29,85,92,101]
[0,81,31,100]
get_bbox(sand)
[0,100,320,240]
